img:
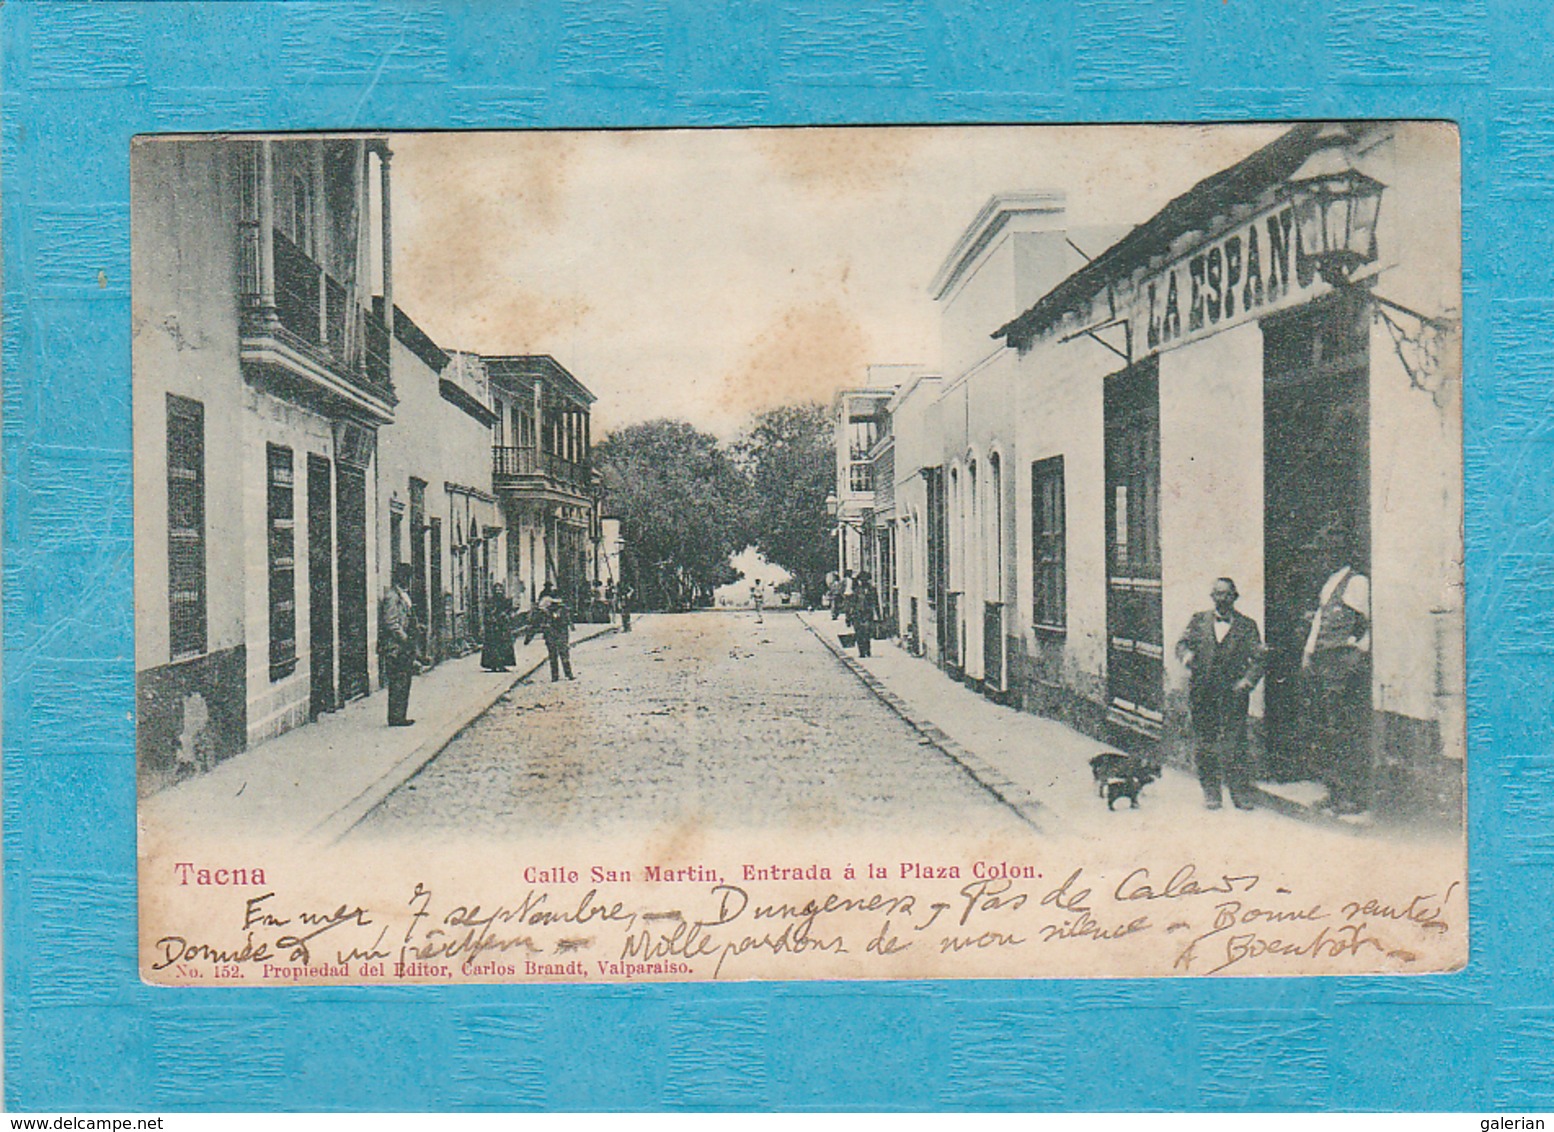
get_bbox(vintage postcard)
[134,122,1465,985]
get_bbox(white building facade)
[843,124,1464,821]
[135,138,608,794]
[134,136,397,791]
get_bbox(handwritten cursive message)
[142,853,1465,984]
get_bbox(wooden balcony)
[493,445,593,503]
[239,226,396,422]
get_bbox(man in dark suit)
[1175,577,1267,810]
[377,563,421,727]
[525,584,576,682]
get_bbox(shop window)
[1032,455,1066,632]
[167,395,207,660]
[267,444,298,680]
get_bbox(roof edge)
[929,191,1067,301]
[484,354,597,405]
[993,123,1333,347]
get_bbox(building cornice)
[929,191,1066,302]
[439,377,498,427]
[485,355,596,407]
[445,481,498,504]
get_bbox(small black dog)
[1089,752,1161,810]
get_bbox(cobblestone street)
[355,611,1033,838]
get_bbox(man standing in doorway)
[1175,577,1267,810]
[378,563,420,727]
[1304,554,1372,815]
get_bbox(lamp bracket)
[1364,288,1459,406]
[1370,291,1454,335]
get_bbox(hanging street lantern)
[1287,126,1386,285]
[1287,124,1458,401]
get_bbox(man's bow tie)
[1215,614,1232,623]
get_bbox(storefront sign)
[1137,201,1325,354]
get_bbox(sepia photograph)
[133,121,1466,985]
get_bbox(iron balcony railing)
[492,445,592,494]
[241,225,392,397]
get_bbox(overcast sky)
[389,124,1286,439]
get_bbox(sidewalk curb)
[313,621,621,844]
[797,613,1045,832]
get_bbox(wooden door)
[1104,358,1164,737]
[306,454,335,717]
[335,463,369,701]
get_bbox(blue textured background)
[2,0,1545,1112]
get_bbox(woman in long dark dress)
[481,583,516,671]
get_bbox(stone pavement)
[354,609,1031,839]
[139,620,620,844]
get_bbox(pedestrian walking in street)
[617,581,634,633]
[480,582,516,672]
[377,563,421,727]
[850,571,882,658]
[826,571,844,619]
[1302,537,1372,815]
[751,578,765,624]
[1175,577,1266,810]
[526,584,576,682]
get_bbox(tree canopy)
[733,402,835,603]
[594,419,751,611]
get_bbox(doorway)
[1262,293,1371,780]
[925,466,949,664]
[1104,357,1163,738]
[335,463,370,701]
[306,454,336,717]
[409,478,428,633]
[429,517,443,660]
[983,453,1006,694]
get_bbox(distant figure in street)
[377,563,421,727]
[1303,546,1372,815]
[849,571,882,658]
[1175,577,1267,810]
[751,578,765,624]
[826,571,845,620]
[838,569,857,622]
[603,580,616,623]
[617,582,634,634]
[481,582,516,672]
[526,584,575,682]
